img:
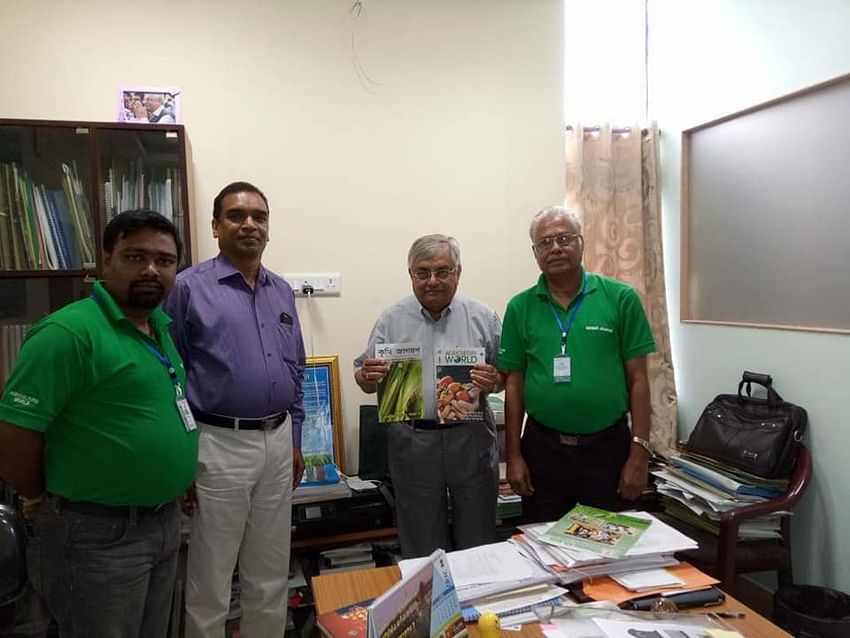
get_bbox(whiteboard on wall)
[681,72,850,334]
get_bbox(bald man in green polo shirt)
[498,205,656,523]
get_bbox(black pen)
[707,611,746,619]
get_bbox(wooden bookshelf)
[0,119,192,389]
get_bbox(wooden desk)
[311,566,791,638]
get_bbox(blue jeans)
[30,498,180,638]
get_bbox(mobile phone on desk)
[620,586,726,611]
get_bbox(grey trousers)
[388,421,499,558]
[30,499,180,638]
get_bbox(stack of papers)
[512,510,698,584]
[399,541,568,625]
[584,562,719,605]
[654,454,787,539]
[320,543,376,574]
[611,568,684,591]
[292,480,351,504]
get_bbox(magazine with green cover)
[375,343,424,423]
[540,505,651,558]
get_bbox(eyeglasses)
[410,267,457,281]
[534,233,582,252]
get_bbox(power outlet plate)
[284,272,342,297]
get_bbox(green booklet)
[375,343,424,423]
[540,505,651,558]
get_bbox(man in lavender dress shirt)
[163,181,306,638]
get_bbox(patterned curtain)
[565,123,678,457]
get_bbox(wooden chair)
[658,443,812,592]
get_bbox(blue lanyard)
[547,273,587,355]
[142,342,183,396]
[90,293,182,395]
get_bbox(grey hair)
[407,234,461,268]
[529,205,582,241]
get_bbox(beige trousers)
[184,418,293,638]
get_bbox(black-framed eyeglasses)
[410,267,457,281]
[534,233,582,251]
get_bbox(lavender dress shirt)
[163,255,305,446]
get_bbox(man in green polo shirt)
[0,210,198,637]
[498,205,655,523]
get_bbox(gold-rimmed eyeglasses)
[410,267,457,281]
[534,233,582,252]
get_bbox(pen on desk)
[707,611,746,619]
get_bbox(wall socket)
[284,272,342,297]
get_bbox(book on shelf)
[103,161,183,227]
[375,343,424,423]
[0,161,93,271]
[0,167,14,269]
[319,543,375,574]
[369,548,466,638]
[435,347,485,423]
[1,324,32,384]
[540,505,651,559]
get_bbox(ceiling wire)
[350,0,382,92]
[644,0,650,121]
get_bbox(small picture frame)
[117,86,181,124]
[302,355,346,473]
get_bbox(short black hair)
[212,181,269,220]
[103,209,183,262]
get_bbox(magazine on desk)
[375,343,424,423]
[540,505,651,559]
[435,347,485,423]
[368,548,466,638]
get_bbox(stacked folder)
[653,453,788,539]
[512,510,698,585]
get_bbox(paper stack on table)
[512,509,698,584]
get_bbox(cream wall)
[649,0,850,592]
[0,0,565,470]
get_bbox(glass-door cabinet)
[0,119,192,388]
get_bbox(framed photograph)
[302,355,346,473]
[117,86,181,124]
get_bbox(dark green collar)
[92,280,171,331]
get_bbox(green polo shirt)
[0,281,198,505]
[498,271,655,434]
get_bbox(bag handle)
[738,370,785,403]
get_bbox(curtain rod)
[565,125,651,135]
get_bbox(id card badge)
[176,394,197,432]
[553,355,572,383]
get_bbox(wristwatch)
[631,435,652,455]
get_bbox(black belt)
[50,496,175,520]
[193,409,287,431]
[527,415,627,446]
[408,419,466,430]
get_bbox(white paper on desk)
[593,617,715,637]
[611,568,684,591]
[399,541,537,588]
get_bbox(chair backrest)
[0,503,26,607]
